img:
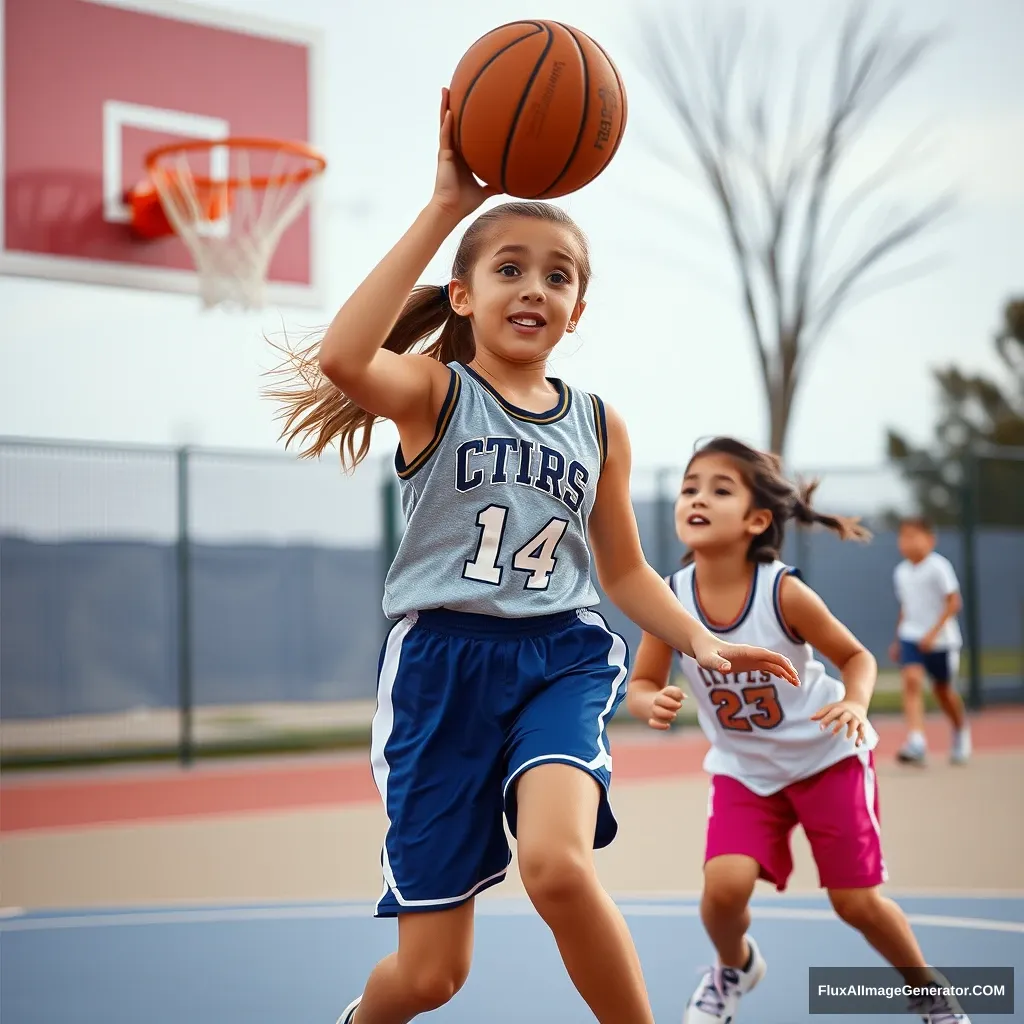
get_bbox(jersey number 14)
[463,504,569,591]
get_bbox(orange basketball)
[448,20,627,200]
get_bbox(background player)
[268,94,800,1024]
[890,516,971,765]
[626,437,971,1024]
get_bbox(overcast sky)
[2,0,1022,502]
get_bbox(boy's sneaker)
[336,995,361,1024]
[950,727,971,765]
[683,935,767,1023]
[897,733,927,765]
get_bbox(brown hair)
[682,436,872,565]
[264,201,592,470]
[898,515,935,535]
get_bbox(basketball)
[448,20,628,200]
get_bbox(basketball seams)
[533,23,590,200]
[499,24,555,193]
[450,19,626,199]
[454,23,546,156]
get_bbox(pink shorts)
[705,752,888,891]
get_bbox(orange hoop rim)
[143,137,327,190]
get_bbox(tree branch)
[809,193,953,338]
[636,0,948,453]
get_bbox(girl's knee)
[395,911,473,1013]
[829,887,882,929]
[519,842,594,912]
[702,856,759,914]
[398,954,471,1012]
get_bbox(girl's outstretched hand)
[691,635,801,688]
[811,700,871,745]
[430,88,500,221]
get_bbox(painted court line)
[2,900,1022,935]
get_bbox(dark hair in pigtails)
[792,479,872,543]
[264,200,591,471]
[681,437,871,565]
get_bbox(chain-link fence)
[2,439,1021,767]
[1,438,386,766]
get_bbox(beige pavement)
[3,749,1022,910]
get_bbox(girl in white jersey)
[626,437,970,1024]
[267,98,799,1024]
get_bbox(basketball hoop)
[128,137,326,311]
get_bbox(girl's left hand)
[812,700,870,745]
[692,635,801,688]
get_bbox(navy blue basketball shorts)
[899,639,960,687]
[369,606,630,918]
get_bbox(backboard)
[1,0,324,307]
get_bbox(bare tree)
[638,1,953,454]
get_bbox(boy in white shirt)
[890,516,971,765]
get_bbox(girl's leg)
[352,901,475,1024]
[700,855,761,968]
[680,855,767,1024]
[514,763,655,1024]
[827,887,934,987]
[828,888,973,1020]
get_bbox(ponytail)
[263,284,475,471]
[792,479,873,543]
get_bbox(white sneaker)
[336,995,361,1024]
[897,734,927,765]
[908,987,970,1022]
[950,727,971,765]
[683,935,767,1023]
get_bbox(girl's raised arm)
[317,90,497,429]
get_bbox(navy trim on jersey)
[461,363,572,424]
[691,566,758,632]
[589,393,609,469]
[394,368,461,479]
[772,566,806,644]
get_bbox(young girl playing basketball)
[267,94,799,1024]
[626,437,970,1024]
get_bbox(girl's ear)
[746,508,773,537]
[448,279,471,317]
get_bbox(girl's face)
[675,453,772,554]
[450,217,586,365]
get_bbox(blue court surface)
[2,894,1020,1022]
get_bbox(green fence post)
[176,446,194,766]
[960,448,983,710]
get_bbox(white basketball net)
[149,143,324,311]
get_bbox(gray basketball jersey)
[382,362,607,620]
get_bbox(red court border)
[2,710,1023,835]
